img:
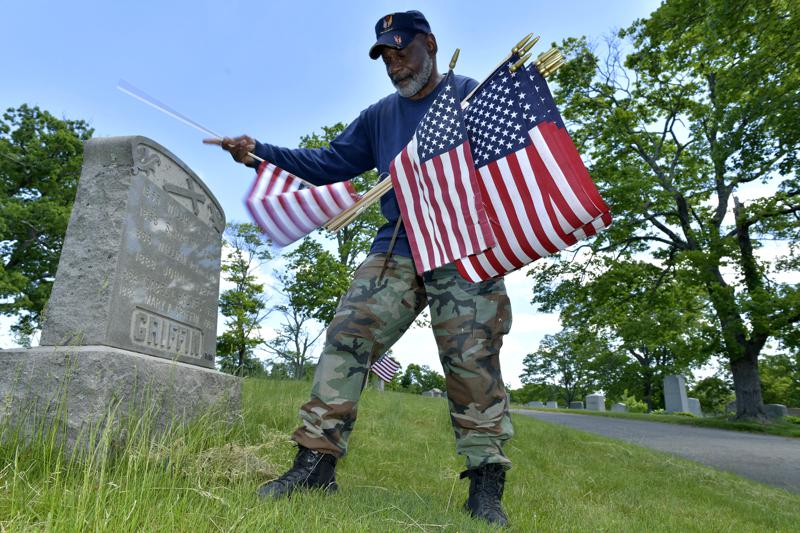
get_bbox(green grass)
[512,405,800,438]
[1,379,799,531]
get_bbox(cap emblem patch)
[383,15,393,29]
[394,35,403,45]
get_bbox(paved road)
[511,409,800,493]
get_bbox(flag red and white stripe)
[245,161,361,247]
[370,354,401,382]
[391,138,494,273]
[390,73,494,274]
[456,123,611,282]
[455,61,611,282]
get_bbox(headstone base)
[0,346,240,453]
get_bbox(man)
[208,10,514,526]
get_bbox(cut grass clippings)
[0,378,798,531]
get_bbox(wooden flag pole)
[326,36,567,233]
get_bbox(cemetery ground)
[2,380,799,532]
[513,405,800,439]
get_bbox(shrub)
[785,415,800,425]
[620,390,648,413]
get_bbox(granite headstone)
[687,397,702,417]
[764,404,788,419]
[586,393,606,411]
[664,375,690,413]
[611,403,627,413]
[40,136,224,367]
[1,136,239,453]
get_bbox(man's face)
[380,34,434,98]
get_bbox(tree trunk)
[730,352,766,420]
[642,374,654,411]
[237,346,246,377]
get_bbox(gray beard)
[393,54,433,98]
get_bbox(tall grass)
[1,378,799,531]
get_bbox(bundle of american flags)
[245,48,610,281]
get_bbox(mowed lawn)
[1,378,799,531]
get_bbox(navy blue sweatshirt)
[253,74,478,258]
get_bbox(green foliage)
[786,416,800,425]
[392,363,445,394]
[534,0,800,419]
[217,222,272,376]
[653,410,696,418]
[759,353,800,407]
[620,390,649,413]
[280,238,350,326]
[0,105,93,340]
[265,239,343,379]
[691,376,736,415]
[520,327,622,406]
[509,382,558,405]
[535,261,717,410]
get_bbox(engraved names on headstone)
[40,136,225,368]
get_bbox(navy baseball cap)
[369,10,431,59]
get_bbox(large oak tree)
[534,0,799,419]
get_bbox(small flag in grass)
[370,355,401,382]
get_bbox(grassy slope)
[512,405,800,438]
[0,378,798,532]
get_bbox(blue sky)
[1,0,662,387]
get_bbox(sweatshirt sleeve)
[251,111,375,186]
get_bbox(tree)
[520,328,612,406]
[280,239,351,326]
[264,239,346,379]
[260,123,385,379]
[397,363,446,394]
[508,382,558,405]
[690,376,735,415]
[759,353,800,407]
[216,222,272,376]
[547,261,719,409]
[0,105,93,342]
[539,0,799,419]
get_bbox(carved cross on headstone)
[164,178,206,215]
[207,203,223,234]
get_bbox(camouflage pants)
[292,253,514,469]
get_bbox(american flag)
[390,72,495,274]
[370,354,401,382]
[455,58,611,282]
[245,161,362,247]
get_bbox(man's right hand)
[203,135,258,168]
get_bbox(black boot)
[461,464,509,526]
[257,445,338,499]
